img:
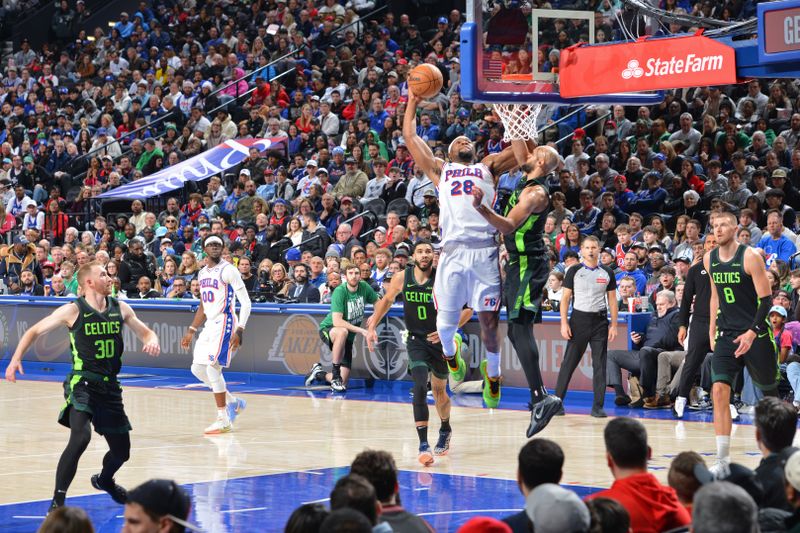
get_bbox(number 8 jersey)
[439,162,497,246]
[708,244,759,333]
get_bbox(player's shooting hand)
[560,322,571,340]
[608,324,617,342]
[427,331,441,344]
[678,326,687,345]
[142,341,160,357]
[472,187,484,208]
[733,329,756,358]
[4,360,22,382]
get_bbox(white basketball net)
[494,103,543,143]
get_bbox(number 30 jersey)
[198,260,246,324]
[69,296,124,377]
[439,162,496,246]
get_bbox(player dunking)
[367,240,473,466]
[472,144,566,436]
[4,262,161,512]
[403,90,522,408]
[706,211,779,473]
[181,236,252,435]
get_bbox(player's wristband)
[749,296,771,334]
[188,326,198,333]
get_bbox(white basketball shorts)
[433,244,501,313]
[192,313,237,368]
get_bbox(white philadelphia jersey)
[439,162,496,245]
[198,260,245,323]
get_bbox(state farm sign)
[559,34,737,98]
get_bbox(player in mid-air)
[4,261,161,512]
[181,235,252,435]
[366,240,473,466]
[706,210,779,474]
[472,143,567,436]
[403,89,523,408]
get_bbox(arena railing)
[554,111,612,148]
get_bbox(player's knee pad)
[411,366,429,422]
[206,364,227,394]
[191,363,211,385]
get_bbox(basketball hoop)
[494,102,543,143]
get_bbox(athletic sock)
[531,387,547,405]
[52,489,66,507]
[217,408,228,421]
[613,384,626,397]
[440,418,451,433]
[446,356,459,370]
[486,351,501,378]
[332,364,342,380]
[716,435,731,463]
[416,425,428,445]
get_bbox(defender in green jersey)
[705,211,778,475]
[4,262,160,512]
[367,240,473,466]
[473,144,565,437]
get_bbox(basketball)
[408,64,444,99]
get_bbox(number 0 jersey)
[69,296,124,378]
[439,161,496,246]
[198,259,246,324]
[709,244,759,332]
[403,266,437,336]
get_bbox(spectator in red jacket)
[588,417,691,533]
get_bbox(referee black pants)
[555,310,609,410]
[677,317,711,399]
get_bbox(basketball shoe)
[480,360,501,408]
[204,415,232,435]
[445,333,466,382]
[227,398,247,423]
[527,395,563,438]
[91,474,128,504]
[418,443,434,467]
[434,430,451,456]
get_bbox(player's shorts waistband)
[69,370,113,383]
[441,239,496,252]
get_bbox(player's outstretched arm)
[181,300,206,350]
[366,274,404,350]
[483,140,534,180]
[120,300,161,357]
[5,302,78,382]
[403,89,443,186]
[471,182,548,235]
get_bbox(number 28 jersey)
[198,260,246,323]
[439,162,496,246]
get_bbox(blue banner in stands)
[96,137,286,199]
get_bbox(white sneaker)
[673,397,686,419]
[204,417,232,435]
[738,405,755,415]
[709,459,731,479]
[729,404,740,422]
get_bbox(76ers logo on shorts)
[361,317,408,380]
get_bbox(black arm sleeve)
[750,296,772,334]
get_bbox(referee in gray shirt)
[556,235,619,417]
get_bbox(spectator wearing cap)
[380,164,408,204]
[627,172,667,218]
[573,190,602,236]
[406,166,433,210]
[118,239,156,295]
[123,478,195,533]
[525,484,591,533]
[589,417,690,531]
[361,158,389,202]
[615,249,648,295]
[0,235,41,288]
[772,168,800,207]
[446,108,480,141]
[764,187,799,231]
[333,157,368,200]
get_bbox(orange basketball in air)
[408,64,444,99]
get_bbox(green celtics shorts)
[319,327,354,368]
[504,254,549,322]
[59,372,131,435]
[712,330,779,392]
[407,335,448,379]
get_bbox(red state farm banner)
[559,33,737,98]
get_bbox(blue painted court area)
[0,467,600,532]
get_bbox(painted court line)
[418,508,521,517]
[302,497,330,504]
[221,506,269,514]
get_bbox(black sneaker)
[434,430,451,456]
[305,362,324,386]
[91,474,127,504]
[614,395,631,406]
[330,378,346,393]
[591,407,608,418]
[527,395,563,438]
[554,404,566,416]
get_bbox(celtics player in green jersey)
[473,143,564,437]
[307,263,379,392]
[366,240,473,466]
[705,211,779,475]
[4,261,160,512]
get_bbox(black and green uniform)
[60,296,131,434]
[504,175,551,321]
[709,245,779,390]
[319,281,378,368]
[402,266,448,379]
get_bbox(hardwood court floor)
[0,369,769,532]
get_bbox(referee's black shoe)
[527,395,563,438]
